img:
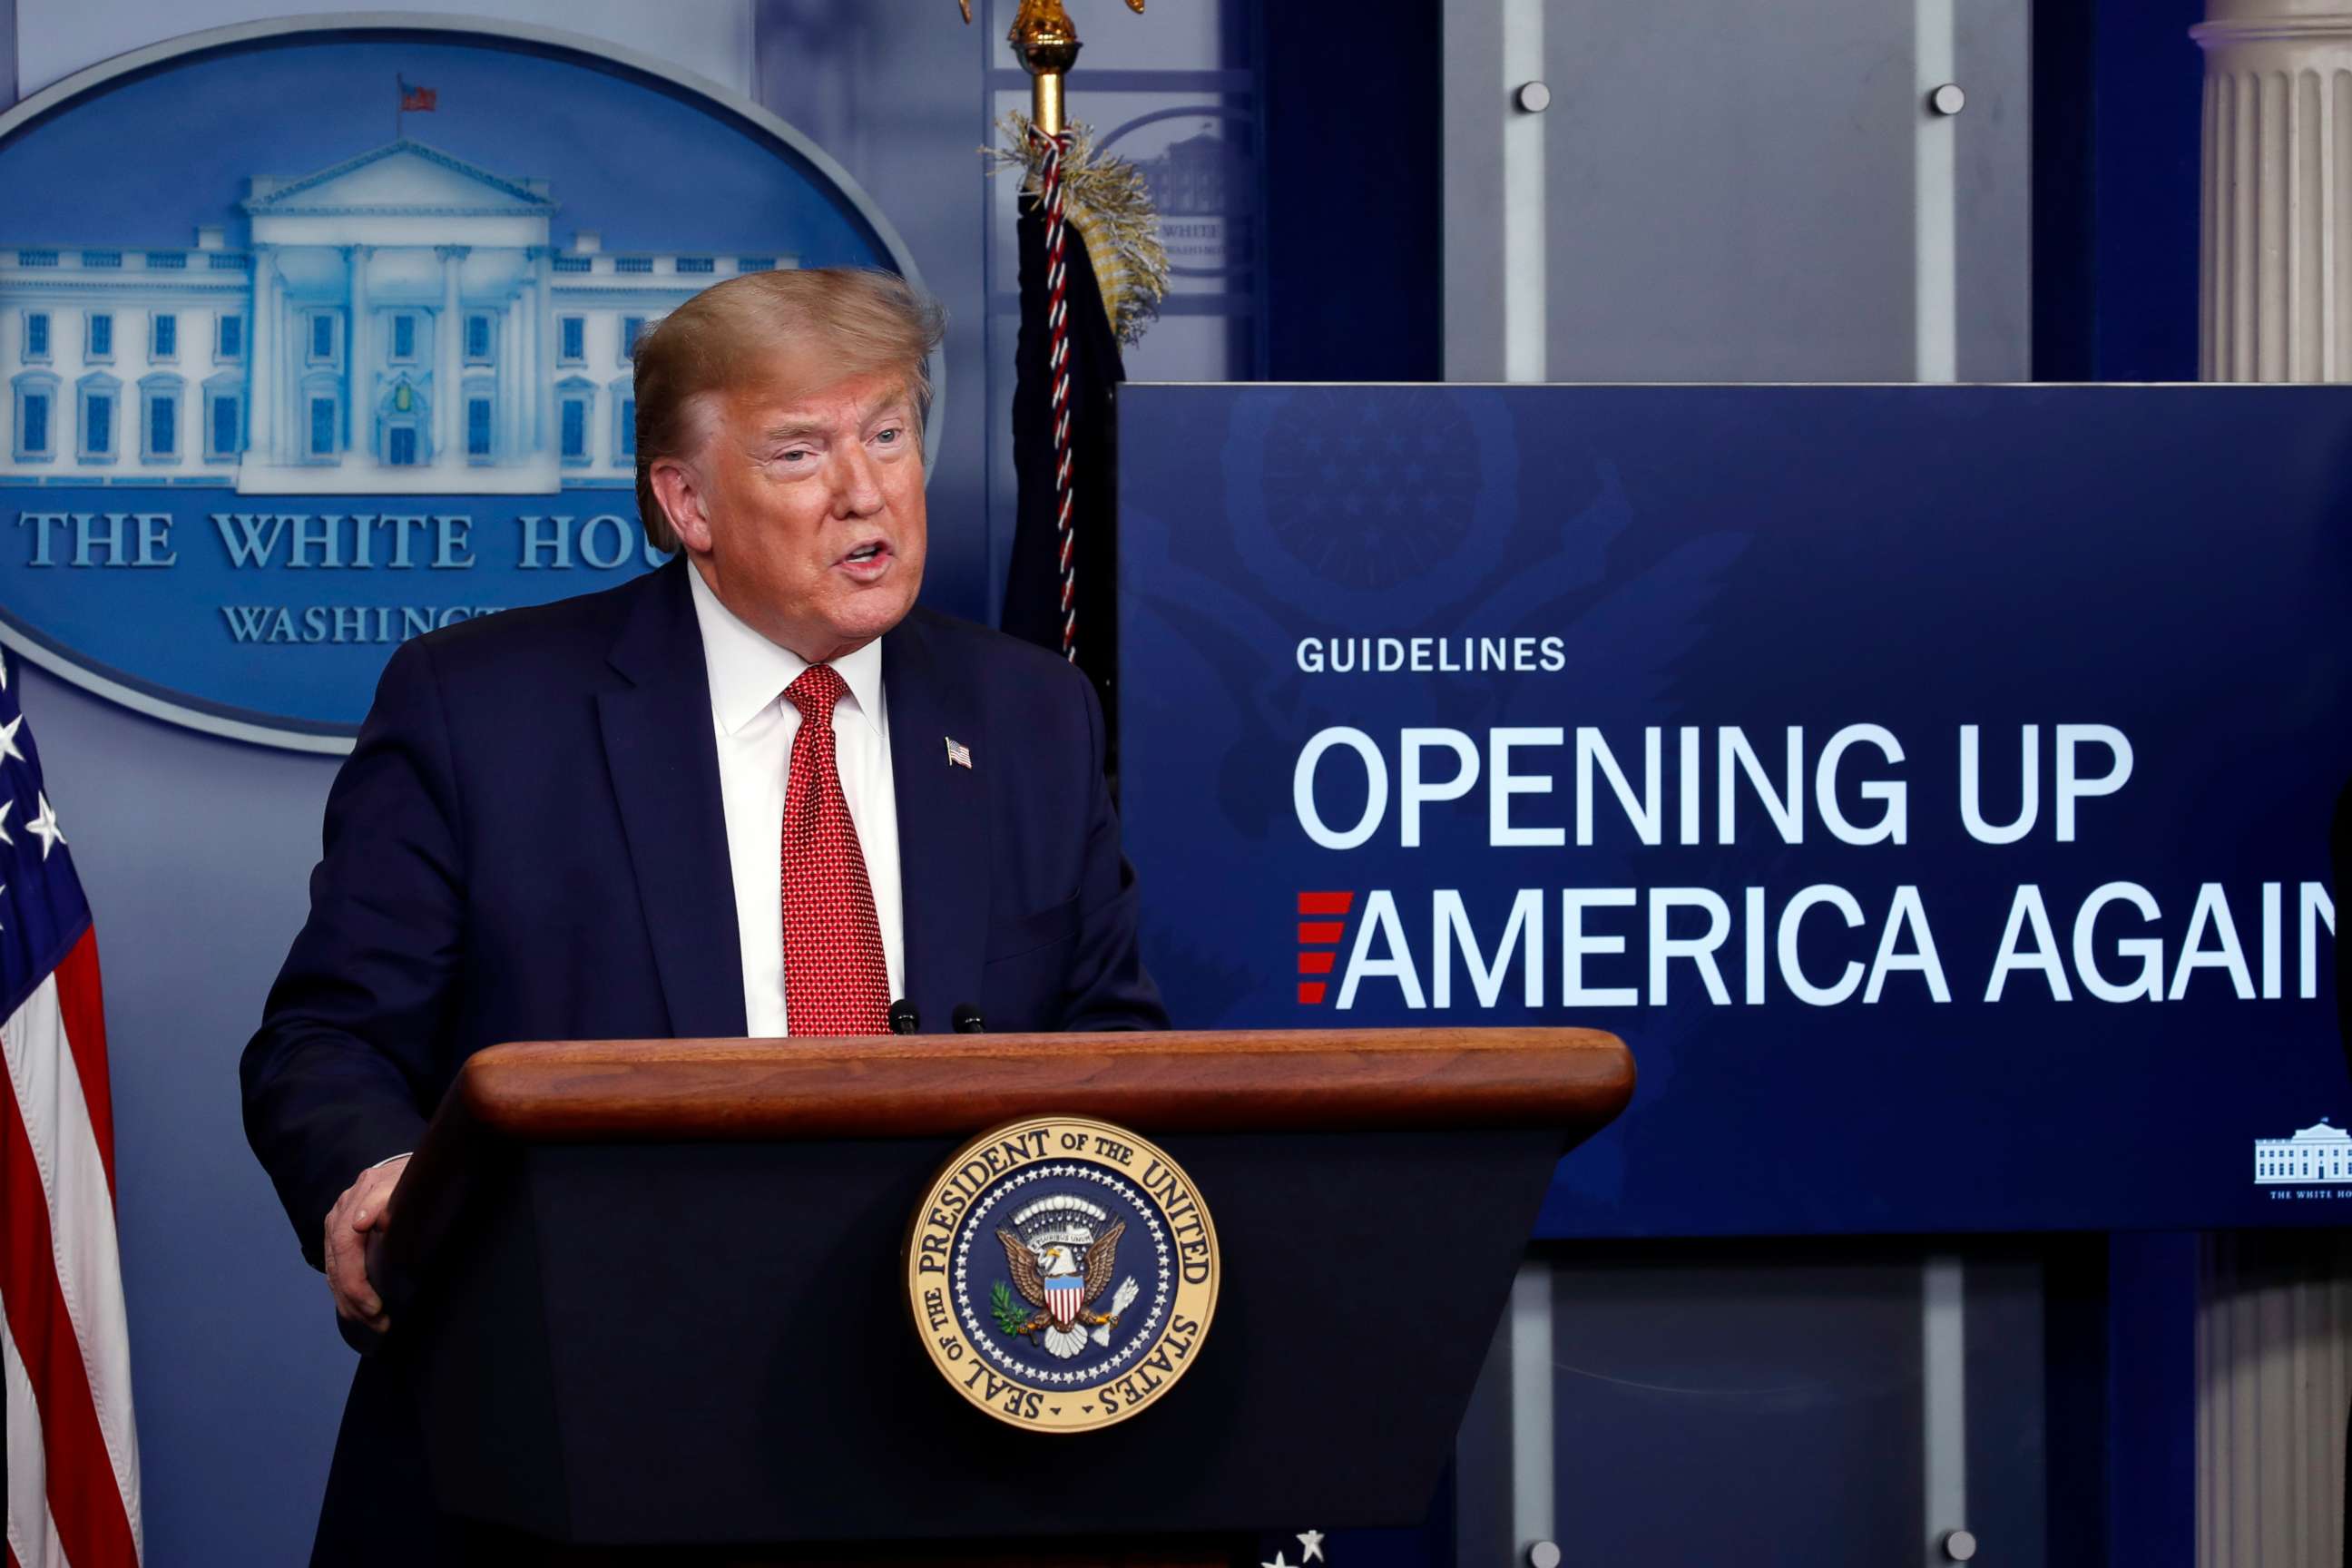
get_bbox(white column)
[249,248,276,463]
[500,291,519,462]
[279,271,298,461]
[434,244,466,466]
[2197,1231,2352,1567]
[534,250,555,456]
[2195,0,2352,379]
[517,272,540,456]
[2191,28,2352,1558]
[348,245,370,466]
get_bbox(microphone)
[951,1004,985,1034]
[887,998,921,1035]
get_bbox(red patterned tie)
[780,665,891,1036]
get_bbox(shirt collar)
[685,560,887,740]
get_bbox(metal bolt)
[1516,81,1553,113]
[1527,1544,1563,1568]
[1928,83,1966,115]
[1942,1529,1979,1562]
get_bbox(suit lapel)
[597,558,748,1040]
[884,612,990,1032]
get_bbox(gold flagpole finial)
[959,0,1145,138]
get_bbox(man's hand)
[323,1155,409,1332]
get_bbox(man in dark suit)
[240,268,1166,1562]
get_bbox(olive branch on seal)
[990,1280,1029,1336]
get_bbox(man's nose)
[830,441,886,517]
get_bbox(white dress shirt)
[686,563,905,1037]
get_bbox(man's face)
[666,362,926,663]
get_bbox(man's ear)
[650,456,713,554]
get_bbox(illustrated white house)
[2254,1120,2352,1184]
[0,139,794,494]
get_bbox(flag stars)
[1298,1531,1327,1563]
[0,798,14,848]
[0,715,22,767]
[25,792,63,860]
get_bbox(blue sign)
[1118,383,2352,1237]
[0,20,922,750]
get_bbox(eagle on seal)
[996,1220,1136,1359]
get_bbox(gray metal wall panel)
[1956,0,2034,381]
[1442,0,2034,385]
[1443,0,1509,381]
[1539,0,1919,383]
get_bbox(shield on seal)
[1044,1273,1084,1328]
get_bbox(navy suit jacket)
[242,555,1166,1265]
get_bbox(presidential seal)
[906,1116,1219,1432]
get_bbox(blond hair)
[633,268,945,551]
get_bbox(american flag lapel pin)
[944,735,973,769]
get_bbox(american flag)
[0,651,142,1566]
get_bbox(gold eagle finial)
[959,0,1143,135]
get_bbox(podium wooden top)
[456,1026,1633,1141]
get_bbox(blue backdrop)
[1118,383,2351,1238]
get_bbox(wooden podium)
[372,1026,1633,1563]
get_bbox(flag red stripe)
[1298,951,1336,975]
[1297,982,1328,1004]
[0,1055,139,1567]
[1297,922,1346,945]
[1296,892,1355,916]
[52,931,115,1198]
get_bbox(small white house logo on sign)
[2254,1120,2352,1185]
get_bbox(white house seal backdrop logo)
[0,18,924,749]
[906,1116,1219,1433]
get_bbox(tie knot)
[784,663,848,722]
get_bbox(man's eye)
[875,427,903,446]
[779,448,813,465]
